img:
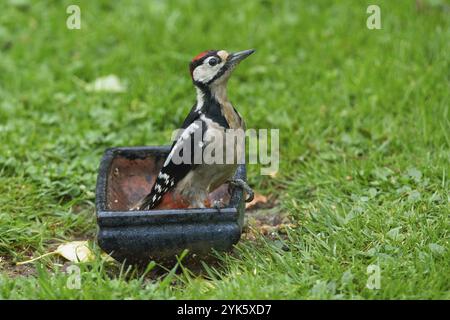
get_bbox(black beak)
[227,49,255,65]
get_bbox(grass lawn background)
[0,0,449,299]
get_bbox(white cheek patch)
[193,60,225,83]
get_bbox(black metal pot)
[95,146,246,264]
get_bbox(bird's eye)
[208,57,219,66]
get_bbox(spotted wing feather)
[138,111,206,210]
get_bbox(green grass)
[0,0,449,299]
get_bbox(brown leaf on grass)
[16,241,115,265]
[243,206,296,240]
[259,224,276,235]
[245,192,268,210]
[268,171,278,178]
[85,75,126,93]
[56,241,94,262]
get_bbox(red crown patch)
[192,50,211,62]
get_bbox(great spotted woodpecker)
[134,49,255,211]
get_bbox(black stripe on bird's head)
[189,49,255,88]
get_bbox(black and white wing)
[137,109,205,210]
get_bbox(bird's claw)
[227,178,254,203]
[212,200,225,212]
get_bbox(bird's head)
[189,49,255,88]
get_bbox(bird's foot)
[227,178,254,203]
[212,200,225,212]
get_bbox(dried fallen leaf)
[55,241,94,262]
[259,224,275,235]
[242,231,257,241]
[16,241,115,265]
[246,192,268,210]
[277,223,296,234]
[85,74,126,93]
